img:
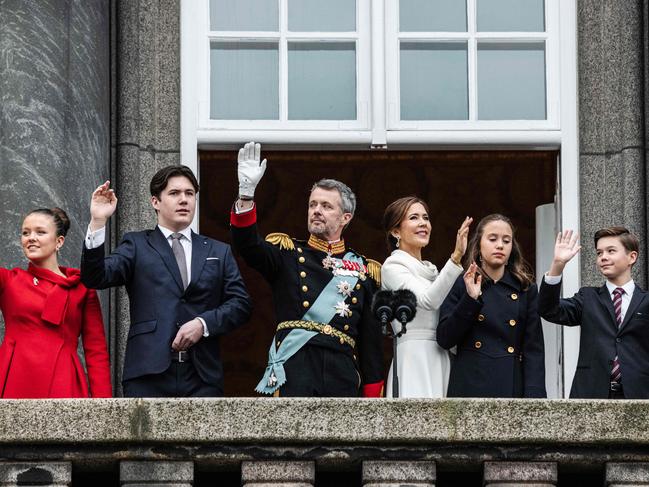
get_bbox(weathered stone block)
[607,462,649,485]
[120,461,193,484]
[241,461,314,485]
[362,460,435,485]
[484,461,557,485]
[0,462,71,486]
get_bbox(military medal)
[334,300,352,318]
[336,280,352,297]
[323,256,368,280]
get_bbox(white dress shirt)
[85,224,209,336]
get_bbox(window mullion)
[467,0,477,121]
[279,0,288,122]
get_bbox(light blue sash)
[255,252,363,394]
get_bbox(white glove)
[237,141,267,199]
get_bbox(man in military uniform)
[230,141,384,397]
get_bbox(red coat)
[0,264,112,398]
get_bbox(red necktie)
[611,287,624,382]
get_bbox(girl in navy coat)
[437,214,546,398]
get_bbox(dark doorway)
[199,149,557,397]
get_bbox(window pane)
[477,0,544,32]
[288,43,356,120]
[400,42,468,120]
[288,0,355,32]
[210,42,279,119]
[210,0,278,31]
[477,42,546,120]
[399,0,467,32]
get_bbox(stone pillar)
[241,461,315,487]
[0,462,71,486]
[362,460,436,487]
[578,0,648,287]
[0,0,111,330]
[606,462,649,487]
[120,461,193,486]
[113,0,181,392]
[483,462,557,486]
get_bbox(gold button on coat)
[300,271,307,278]
[303,301,310,308]
[478,314,485,322]
[511,293,518,300]
[509,319,517,326]
[355,284,361,290]
[297,248,303,253]
[351,297,358,304]
[475,341,482,349]
[302,285,308,292]
[344,324,350,331]
[507,346,515,353]
[339,338,345,344]
[298,256,305,263]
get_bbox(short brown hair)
[150,165,199,199]
[594,226,639,254]
[382,196,429,251]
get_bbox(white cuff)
[85,225,106,249]
[234,200,255,214]
[544,273,562,285]
[196,317,209,337]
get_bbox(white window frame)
[195,0,371,133]
[384,0,559,133]
[184,0,563,147]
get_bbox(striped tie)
[611,287,625,382]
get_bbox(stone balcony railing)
[1,398,649,486]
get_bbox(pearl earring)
[395,235,400,249]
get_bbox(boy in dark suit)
[539,227,648,399]
[81,166,251,397]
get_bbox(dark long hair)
[27,207,70,237]
[382,196,430,252]
[465,214,534,290]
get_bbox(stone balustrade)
[0,398,649,485]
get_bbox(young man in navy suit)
[539,227,648,399]
[81,166,251,397]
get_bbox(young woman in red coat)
[0,208,112,398]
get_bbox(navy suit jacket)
[538,279,649,398]
[80,227,251,393]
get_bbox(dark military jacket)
[231,220,384,390]
[438,271,546,398]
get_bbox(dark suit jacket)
[538,279,649,398]
[80,227,251,393]
[438,272,546,398]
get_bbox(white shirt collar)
[606,279,635,296]
[158,224,192,242]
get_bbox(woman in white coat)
[381,197,471,398]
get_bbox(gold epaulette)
[265,232,295,251]
[366,258,382,287]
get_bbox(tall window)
[386,0,556,129]
[190,0,560,143]
[206,0,370,129]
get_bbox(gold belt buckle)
[322,324,333,335]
